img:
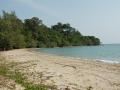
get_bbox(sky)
[0,0,120,44]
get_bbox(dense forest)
[0,11,100,51]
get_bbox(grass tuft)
[0,56,50,90]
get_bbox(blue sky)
[1,0,120,44]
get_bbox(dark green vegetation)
[0,11,100,51]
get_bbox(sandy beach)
[0,49,120,90]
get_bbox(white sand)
[1,49,120,90]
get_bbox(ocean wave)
[97,59,119,64]
[64,56,120,64]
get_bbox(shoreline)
[33,48,120,64]
[1,49,120,90]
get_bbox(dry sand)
[0,49,120,90]
[0,75,24,90]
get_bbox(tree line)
[0,11,100,51]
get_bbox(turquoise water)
[38,44,120,63]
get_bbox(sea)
[37,44,120,63]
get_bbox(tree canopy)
[0,11,100,51]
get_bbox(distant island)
[0,11,100,51]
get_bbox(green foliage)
[0,11,100,51]
[0,64,8,75]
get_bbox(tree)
[0,11,100,51]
